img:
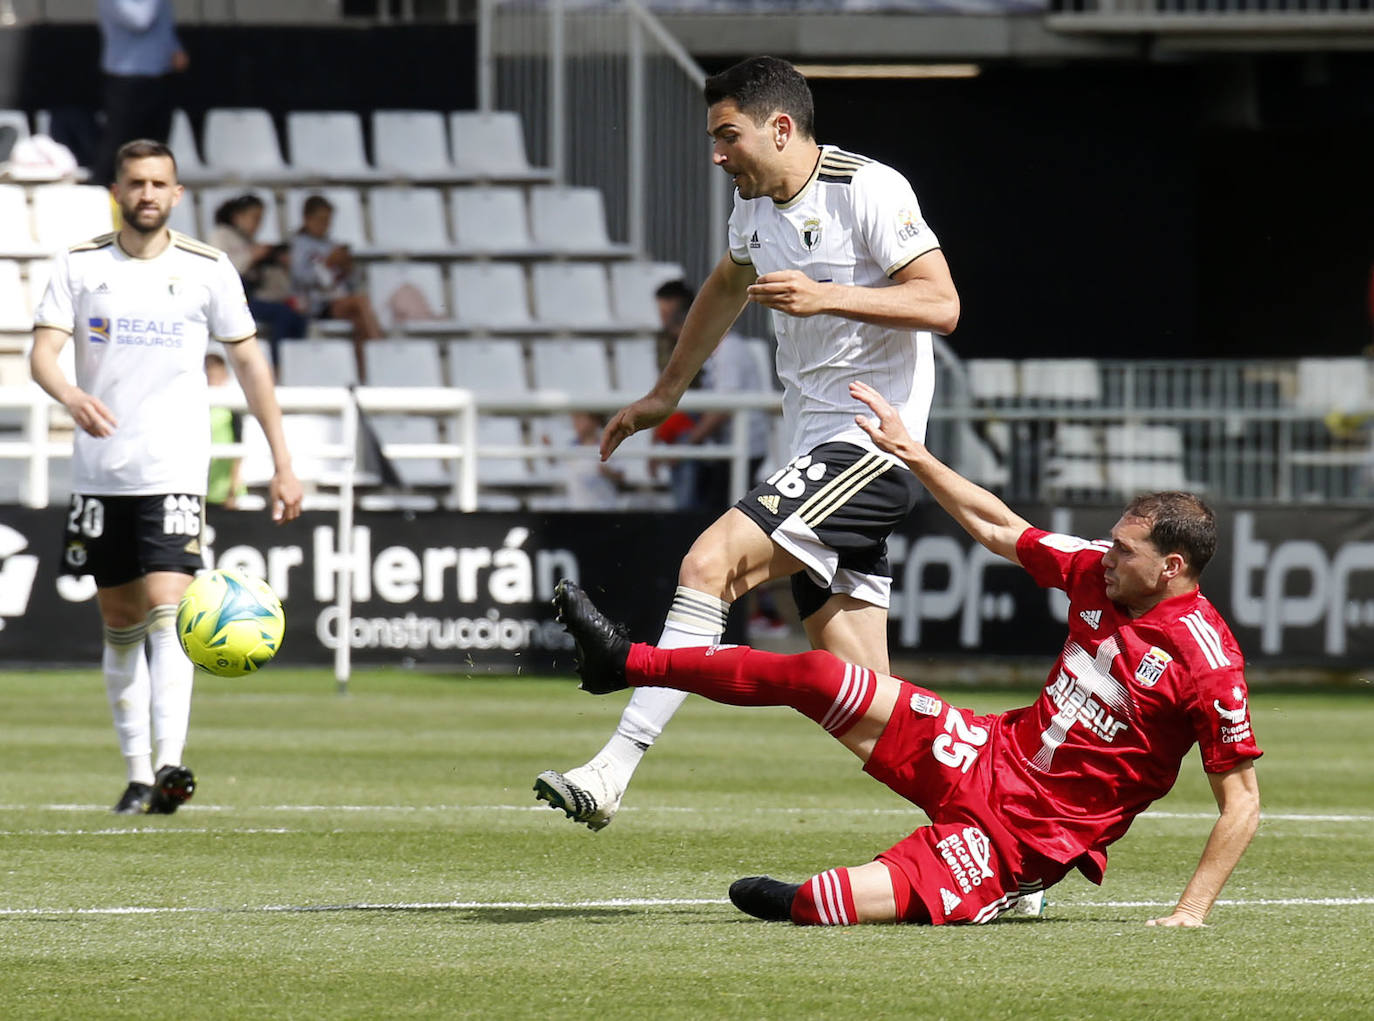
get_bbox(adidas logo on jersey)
[94,282,110,294]
[1080,609,1102,630]
[756,494,780,515]
[749,231,761,249]
[939,888,962,916]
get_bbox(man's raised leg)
[534,512,797,831]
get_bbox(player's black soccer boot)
[552,579,630,694]
[148,764,196,815]
[729,876,801,922]
[112,782,155,815]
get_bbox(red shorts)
[862,682,1070,925]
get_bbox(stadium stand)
[528,185,630,256]
[450,185,536,256]
[530,263,615,329]
[362,338,446,388]
[367,186,453,257]
[608,260,685,329]
[32,185,112,249]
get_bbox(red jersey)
[992,527,1263,881]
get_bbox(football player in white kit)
[536,56,960,830]
[30,140,302,815]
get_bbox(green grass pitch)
[0,667,1371,1020]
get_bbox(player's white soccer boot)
[533,758,625,832]
[1010,888,1046,918]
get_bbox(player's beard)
[120,200,171,236]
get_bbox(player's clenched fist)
[747,270,830,317]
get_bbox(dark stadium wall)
[3,24,477,142]
[788,56,1374,362]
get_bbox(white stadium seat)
[1104,424,1186,461]
[445,338,528,393]
[531,263,612,328]
[0,109,31,143]
[966,359,1019,403]
[450,186,532,254]
[529,339,611,396]
[202,108,290,180]
[0,260,32,332]
[611,338,659,394]
[366,262,447,331]
[1021,358,1102,403]
[372,110,453,181]
[476,415,533,485]
[167,191,198,239]
[285,187,368,250]
[0,184,42,257]
[449,111,548,180]
[371,414,452,488]
[287,111,378,181]
[609,261,684,328]
[368,186,451,256]
[363,338,445,387]
[169,109,211,182]
[1294,357,1372,412]
[198,186,283,244]
[32,185,114,248]
[450,262,531,329]
[276,338,357,387]
[528,186,616,253]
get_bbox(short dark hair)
[1122,491,1217,577]
[655,279,695,307]
[114,139,177,180]
[213,193,264,227]
[302,194,333,218]
[704,56,815,139]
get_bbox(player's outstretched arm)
[600,254,754,461]
[1147,760,1260,928]
[748,249,959,335]
[224,335,303,523]
[30,326,118,437]
[851,380,1030,564]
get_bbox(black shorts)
[735,441,920,619]
[60,493,206,589]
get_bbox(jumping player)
[547,380,1262,927]
[535,55,960,830]
[30,139,302,815]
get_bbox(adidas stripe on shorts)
[735,441,920,619]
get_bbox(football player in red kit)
[550,379,1262,928]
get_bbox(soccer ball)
[176,569,285,677]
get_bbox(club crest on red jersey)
[1134,646,1172,687]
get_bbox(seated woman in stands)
[288,194,385,378]
[208,194,306,365]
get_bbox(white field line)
[0,896,1371,918]
[12,804,1374,823]
[0,827,290,837]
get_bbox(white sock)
[589,587,731,786]
[103,622,154,785]
[147,604,194,769]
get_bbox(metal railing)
[477,0,728,292]
[1047,0,1374,31]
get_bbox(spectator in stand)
[94,0,188,186]
[654,279,772,512]
[563,411,625,510]
[208,195,306,365]
[288,194,384,378]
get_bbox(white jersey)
[727,145,941,461]
[34,230,256,496]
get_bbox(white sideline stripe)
[0,827,290,837]
[17,805,1374,823]
[0,896,1370,919]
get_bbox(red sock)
[626,644,876,737]
[791,868,858,926]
